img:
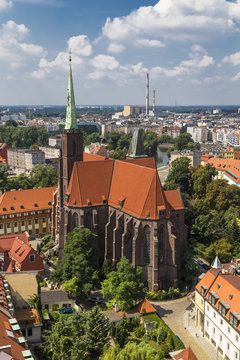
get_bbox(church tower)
[58,53,83,249]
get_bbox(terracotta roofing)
[83,152,108,161]
[196,267,240,331]
[67,160,114,207]
[172,347,198,360]
[108,160,171,219]
[67,158,184,217]
[123,157,156,169]
[137,299,157,314]
[205,157,240,183]
[0,233,29,252]
[165,190,184,211]
[0,187,56,215]
[8,238,32,264]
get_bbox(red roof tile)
[0,187,56,215]
[137,299,157,314]
[173,347,198,360]
[0,233,29,252]
[123,157,156,169]
[165,190,184,210]
[83,152,108,161]
[67,160,114,207]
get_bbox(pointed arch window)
[144,225,150,265]
[86,212,92,230]
[73,212,78,228]
[158,224,165,265]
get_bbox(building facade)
[0,187,56,236]
[7,149,45,173]
[53,58,188,291]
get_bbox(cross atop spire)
[64,51,78,131]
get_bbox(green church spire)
[65,51,78,130]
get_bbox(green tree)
[30,164,58,188]
[0,164,10,192]
[164,157,191,194]
[202,238,233,264]
[191,164,217,199]
[226,218,240,256]
[51,228,98,299]
[174,133,192,150]
[205,179,240,212]
[5,119,18,127]
[102,257,146,311]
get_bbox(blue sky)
[2,0,240,105]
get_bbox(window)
[219,335,222,342]
[44,304,49,310]
[235,352,238,359]
[14,222,17,227]
[29,254,35,263]
[35,219,38,224]
[86,212,92,230]
[21,221,24,226]
[220,319,223,325]
[28,220,31,225]
[27,328,32,337]
[213,327,215,334]
[73,212,78,228]
[228,327,231,333]
[207,305,209,311]
[143,226,150,265]
[42,217,45,223]
[236,335,239,342]
[213,312,216,318]
[219,303,226,317]
[230,313,239,329]
[207,320,209,327]
[158,224,164,264]
[0,224,3,229]
[7,223,10,228]
[227,343,230,350]
[35,229,39,235]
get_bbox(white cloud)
[0,20,46,66]
[232,72,240,81]
[136,38,165,48]
[91,54,119,71]
[107,43,125,54]
[0,0,12,11]
[151,50,214,78]
[223,52,240,66]
[102,0,240,43]
[68,35,92,57]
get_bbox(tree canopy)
[42,308,110,360]
[102,257,146,311]
[0,126,50,148]
[50,228,98,299]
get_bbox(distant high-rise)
[146,73,149,116]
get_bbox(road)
[151,296,222,360]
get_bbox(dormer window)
[48,202,52,206]
[219,301,230,317]
[10,207,14,210]
[2,208,6,211]
[34,203,38,207]
[209,292,219,306]
[20,205,24,209]
[230,312,240,329]
[201,286,207,295]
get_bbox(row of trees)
[0,164,58,192]
[0,125,50,148]
[164,157,240,277]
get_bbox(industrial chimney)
[146,73,149,116]
[153,89,156,113]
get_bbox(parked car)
[59,308,75,314]
[87,296,102,304]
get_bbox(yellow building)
[115,106,144,118]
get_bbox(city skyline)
[2,0,240,105]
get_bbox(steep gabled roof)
[83,152,108,162]
[123,157,156,169]
[108,160,170,219]
[0,233,29,252]
[8,238,33,264]
[67,160,114,207]
[165,190,184,210]
[0,187,56,215]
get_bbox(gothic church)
[52,59,187,291]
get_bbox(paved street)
[151,296,223,360]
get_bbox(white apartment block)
[7,148,45,172]
[187,126,208,143]
[195,258,240,360]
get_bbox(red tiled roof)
[83,152,108,161]
[108,160,171,220]
[67,160,114,207]
[173,347,198,360]
[0,233,29,252]
[137,299,157,314]
[165,190,184,211]
[8,238,32,264]
[0,187,56,215]
[123,157,156,169]
[205,158,240,183]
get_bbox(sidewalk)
[183,309,223,360]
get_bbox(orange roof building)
[137,299,157,314]
[0,187,56,237]
[194,259,240,360]
[170,346,198,360]
[53,57,187,292]
[204,157,240,186]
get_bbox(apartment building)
[195,258,240,360]
[7,149,45,173]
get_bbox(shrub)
[134,325,146,338]
[157,326,167,345]
[49,311,60,322]
[146,291,158,300]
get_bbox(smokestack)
[153,89,156,113]
[146,73,149,116]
